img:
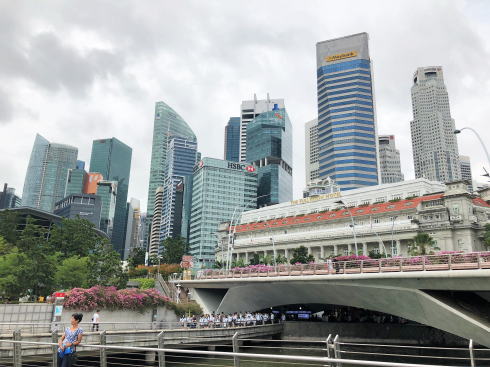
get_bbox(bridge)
[0,322,283,358]
[173,252,490,347]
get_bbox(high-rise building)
[305,118,320,184]
[246,105,293,207]
[96,180,118,237]
[410,66,461,183]
[149,187,164,258]
[54,193,102,228]
[189,158,258,267]
[316,33,379,191]
[90,138,132,256]
[460,155,473,192]
[64,168,88,197]
[239,96,285,162]
[22,134,78,212]
[224,117,241,162]
[146,101,196,228]
[378,135,404,184]
[149,137,198,256]
[124,198,142,259]
[303,177,340,198]
[84,173,104,194]
[0,184,21,209]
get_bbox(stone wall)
[282,321,469,346]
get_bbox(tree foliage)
[160,237,186,264]
[87,241,128,289]
[49,218,103,257]
[55,256,89,290]
[127,247,146,268]
[289,246,315,264]
[409,233,440,256]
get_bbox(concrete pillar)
[378,241,384,254]
[334,245,338,256]
[307,247,312,255]
[320,246,325,259]
[245,252,249,264]
[362,243,368,256]
[396,240,402,256]
[284,248,289,259]
[347,243,352,254]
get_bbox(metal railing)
[180,252,490,281]
[1,333,486,367]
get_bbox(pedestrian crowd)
[179,311,278,328]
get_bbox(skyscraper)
[410,66,461,183]
[22,134,78,212]
[124,198,142,259]
[316,33,379,191]
[378,135,404,184]
[0,184,21,209]
[189,158,258,267]
[239,96,285,162]
[97,180,118,237]
[460,155,473,192]
[90,138,132,257]
[224,117,240,162]
[64,167,88,197]
[146,102,197,238]
[305,118,319,184]
[246,105,293,207]
[149,136,198,256]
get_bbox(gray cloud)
[0,89,13,123]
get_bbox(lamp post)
[335,199,359,255]
[390,216,398,257]
[262,220,278,270]
[454,128,490,170]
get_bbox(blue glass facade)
[224,117,240,162]
[316,33,379,191]
[246,107,293,207]
[22,134,78,212]
[89,138,132,257]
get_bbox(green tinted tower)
[90,137,132,257]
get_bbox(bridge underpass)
[180,269,490,348]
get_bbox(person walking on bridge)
[91,310,100,331]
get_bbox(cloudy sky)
[1,0,490,211]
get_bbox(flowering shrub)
[64,285,170,311]
[333,255,371,262]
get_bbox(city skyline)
[2,1,490,211]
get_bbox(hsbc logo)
[227,162,256,172]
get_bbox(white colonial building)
[217,179,490,263]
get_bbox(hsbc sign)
[227,162,256,172]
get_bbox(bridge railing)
[184,251,490,280]
[1,333,485,367]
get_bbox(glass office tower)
[189,158,257,268]
[146,102,196,224]
[22,134,78,212]
[246,105,293,207]
[224,117,240,162]
[90,137,132,257]
[316,33,379,191]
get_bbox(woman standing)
[58,313,84,367]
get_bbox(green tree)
[0,210,21,245]
[231,258,246,268]
[87,241,128,289]
[49,218,103,257]
[275,254,288,264]
[160,237,186,264]
[128,247,146,268]
[0,235,12,256]
[249,253,260,265]
[289,246,315,264]
[55,256,89,289]
[409,233,440,256]
[0,249,31,299]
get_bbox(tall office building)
[239,96,285,162]
[149,137,198,256]
[149,187,164,258]
[22,134,78,212]
[0,184,21,209]
[90,137,132,257]
[97,180,118,237]
[410,66,461,183]
[65,168,88,197]
[378,135,404,184]
[224,117,240,162]
[460,155,473,192]
[247,105,293,207]
[316,33,379,191]
[305,118,320,184]
[146,101,196,226]
[189,158,258,267]
[124,198,142,259]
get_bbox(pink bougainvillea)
[63,285,170,311]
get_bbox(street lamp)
[262,220,277,270]
[390,216,398,257]
[335,199,359,255]
[454,128,490,170]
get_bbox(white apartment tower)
[410,66,461,183]
[239,94,285,162]
[378,135,404,184]
[460,155,473,192]
[305,118,319,184]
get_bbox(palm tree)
[408,233,440,256]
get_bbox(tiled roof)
[233,194,445,233]
[472,197,490,208]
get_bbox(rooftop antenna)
[267,92,271,111]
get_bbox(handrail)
[0,339,466,367]
[176,252,490,281]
